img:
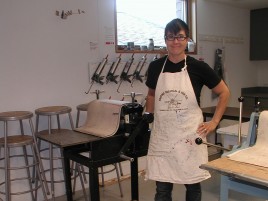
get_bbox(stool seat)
[0,111,33,121]
[0,135,33,148]
[35,106,72,115]
[76,103,89,112]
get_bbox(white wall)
[0,0,266,200]
[196,0,258,107]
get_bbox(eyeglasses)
[165,34,187,41]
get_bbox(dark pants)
[155,181,201,201]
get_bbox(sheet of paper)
[227,111,268,168]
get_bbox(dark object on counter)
[241,87,268,111]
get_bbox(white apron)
[145,56,211,184]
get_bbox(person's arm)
[145,88,155,113]
[210,80,230,124]
[197,80,230,137]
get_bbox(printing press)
[37,98,152,201]
[198,99,268,201]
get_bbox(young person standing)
[145,18,230,201]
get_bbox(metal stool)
[35,106,87,200]
[0,111,48,201]
[75,103,124,197]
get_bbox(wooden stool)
[0,111,48,201]
[75,103,124,197]
[35,106,86,200]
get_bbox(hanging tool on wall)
[212,48,224,99]
[106,54,121,84]
[117,54,135,93]
[144,54,158,80]
[85,54,109,94]
[131,54,147,87]
[214,48,224,80]
[90,89,105,99]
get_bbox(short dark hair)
[164,18,189,38]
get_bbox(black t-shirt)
[145,55,221,105]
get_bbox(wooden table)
[37,127,150,201]
[200,157,268,201]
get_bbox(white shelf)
[198,34,244,44]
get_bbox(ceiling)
[206,0,268,10]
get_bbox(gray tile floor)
[53,171,266,201]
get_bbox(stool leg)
[50,143,56,200]
[68,113,75,130]
[56,114,61,129]
[72,163,77,193]
[72,162,88,195]
[115,163,123,197]
[75,110,80,128]
[70,160,75,177]
[19,119,24,135]
[32,115,39,185]
[49,116,56,201]
[77,163,89,201]
[19,119,35,200]
[4,122,11,201]
[29,118,50,195]
[119,162,124,176]
[59,147,66,179]
[6,147,11,201]
[22,145,35,200]
[80,164,87,183]
[35,115,39,133]
[100,167,105,187]
[31,145,48,201]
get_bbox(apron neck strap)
[161,57,168,73]
[162,55,187,73]
[182,55,187,71]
